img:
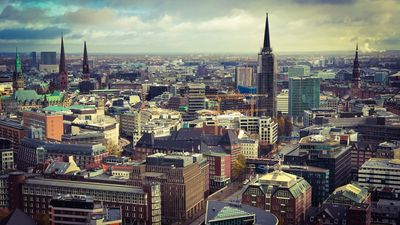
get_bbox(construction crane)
[206,93,268,116]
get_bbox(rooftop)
[25,177,145,194]
[361,158,400,169]
[206,201,278,225]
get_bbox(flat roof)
[24,178,145,194]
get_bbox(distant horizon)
[1,49,399,57]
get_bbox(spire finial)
[263,12,271,52]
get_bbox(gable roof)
[0,208,36,225]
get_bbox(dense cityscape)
[0,1,399,225]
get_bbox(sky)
[0,0,399,54]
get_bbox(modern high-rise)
[30,52,37,68]
[239,116,278,145]
[187,83,206,121]
[58,36,68,91]
[289,76,320,118]
[40,52,57,65]
[257,13,277,119]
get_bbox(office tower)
[289,76,320,119]
[30,52,37,68]
[288,65,310,78]
[285,135,352,192]
[187,83,206,121]
[257,13,277,118]
[58,35,68,91]
[352,43,361,89]
[12,48,25,91]
[133,153,208,224]
[40,51,57,65]
[235,65,254,87]
[83,41,90,80]
[277,89,289,115]
[242,168,312,225]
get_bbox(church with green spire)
[0,48,65,114]
[13,48,25,91]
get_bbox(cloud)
[0,27,70,40]
[0,5,50,23]
[292,0,355,4]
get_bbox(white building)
[358,158,400,194]
[239,116,278,145]
[277,89,289,115]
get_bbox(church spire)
[58,35,68,91]
[83,41,89,75]
[352,42,361,89]
[15,47,22,74]
[13,47,24,91]
[59,35,66,73]
[262,13,272,52]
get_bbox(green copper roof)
[289,178,311,198]
[43,92,64,102]
[14,90,41,101]
[43,105,69,112]
[69,104,96,110]
[15,48,22,73]
[214,206,253,220]
[333,183,369,203]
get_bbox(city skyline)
[0,0,399,53]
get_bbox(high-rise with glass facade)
[289,76,320,118]
[257,13,277,119]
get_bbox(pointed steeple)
[352,42,361,89]
[13,47,24,91]
[58,35,68,91]
[83,41,89,75]
[59,35,66,73]
[15,47,22,73]
[262,13,272,52]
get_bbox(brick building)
[242,168,312,225]
[22,111,64,141]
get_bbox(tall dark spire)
[352,42,361,89]
[58,35,68,91]
[257,13,277,119]
[262,13,272,52]
[83,41,89,75]
[59,35,66,73]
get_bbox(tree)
[232,154,246,182]
[105,141,122,157]
[284,116,293,136]
[277,115,285,136]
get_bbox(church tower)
[13,48,24,91]
[58,35,68,91]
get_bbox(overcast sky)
[0,0,399,53]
